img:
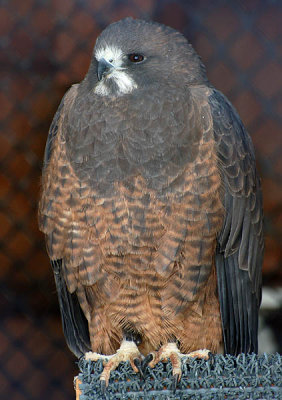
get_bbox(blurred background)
[0,0,281,399]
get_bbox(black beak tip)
[97,58,113,81]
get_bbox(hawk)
[39,18,263,386]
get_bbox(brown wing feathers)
[211,89,263,354]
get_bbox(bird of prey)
[39,18,263,386]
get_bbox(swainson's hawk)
[39,17,263,387]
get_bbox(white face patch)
[95,81,110,96]
[95,45,124,67]
[94,45,138,96]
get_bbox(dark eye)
[128,53,144,63]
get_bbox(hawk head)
[86,18,208,97]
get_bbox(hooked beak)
[97,58,114,81]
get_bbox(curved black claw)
[100,379,107,397]
[172,373,179,394]
[141,353,154,374]
[133,357,144,380]
[208,351,215,367]
[100,379,108,399]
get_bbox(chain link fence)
[0,0,281,398]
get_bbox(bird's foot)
[143,343,183,377]
[186,348,211,360]
[143,344,211,392]
[85,339,143,388]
